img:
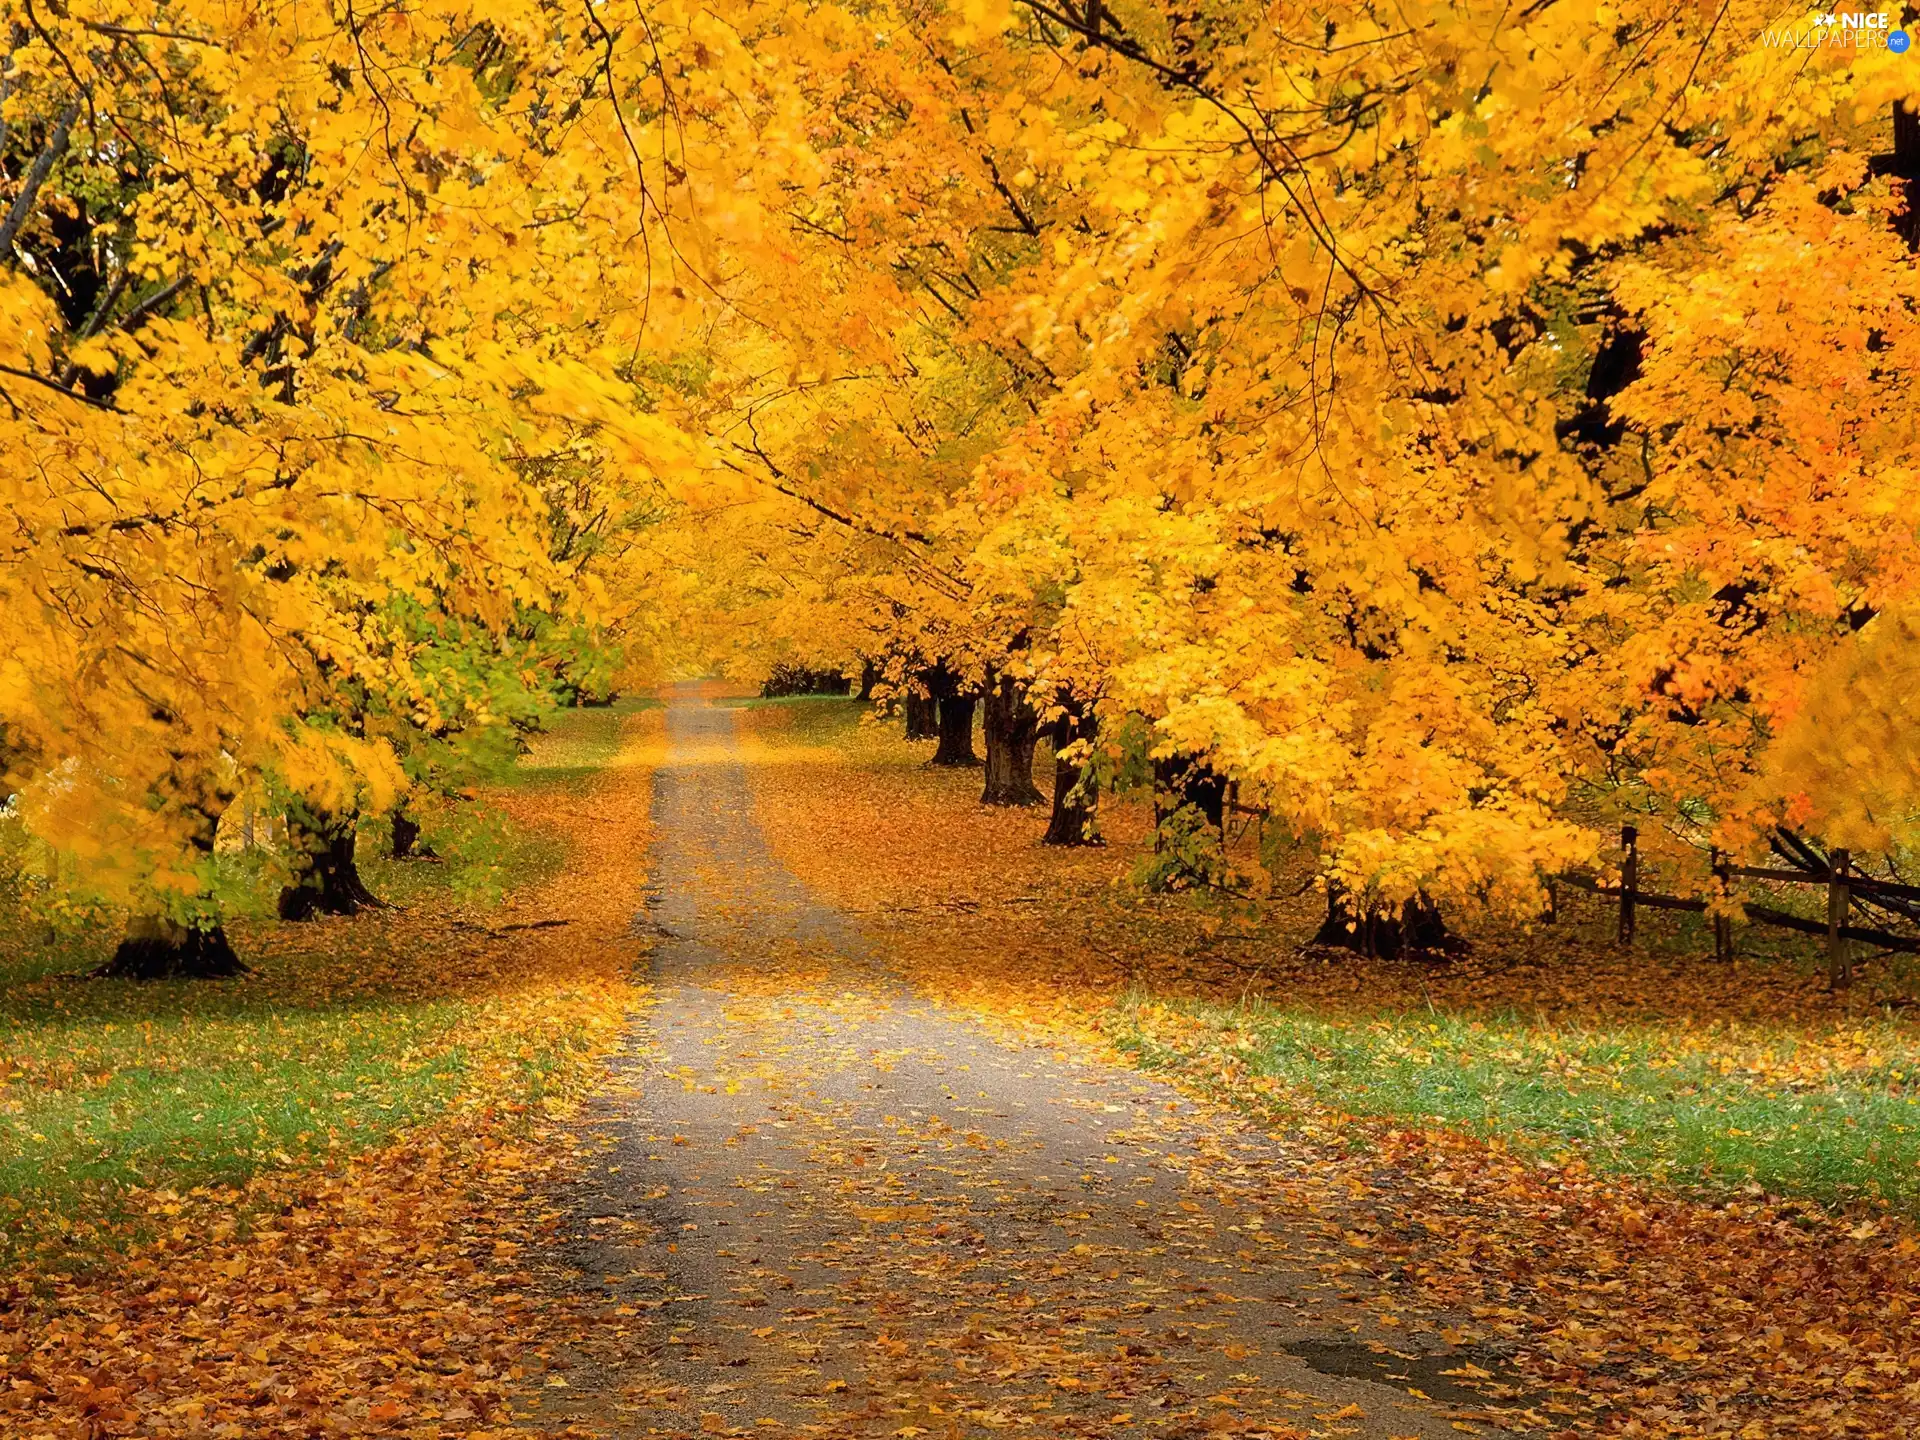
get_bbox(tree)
[981,669,1044,805]
[632,0,1920,941]
[927,665,982,768]
[278,807,387,921]
[11,0,1920,965]
[0,0,759,972]
[1041,697,1101,846]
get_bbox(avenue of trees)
[2,0,1918,970]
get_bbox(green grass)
[732,694,894,756]
[0,701,635,1267]
[1113,997,1920,1213]
[504,694,659,792]
[0,978,466,1194]
[718,692,864,711]
[0,924,488,1265]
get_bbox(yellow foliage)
[6,0,1920,927]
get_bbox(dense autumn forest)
[4,0,1920,1436]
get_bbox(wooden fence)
[1559,826,1920,987]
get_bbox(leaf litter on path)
[727,700,1920,1438]
[533,695,1534,1440]
[20,691,1914,1440]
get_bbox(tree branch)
[0,97,80,259]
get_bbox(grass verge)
[0,702,651,1269]
[1112,997,1920,1214]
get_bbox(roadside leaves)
[0,710,660,1438]
[741,700,1920,1436]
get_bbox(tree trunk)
[980,672,1044,805]
[1142,750,1230,889]
[1043,704,1100,846]
[97,914,247,979]
[1153,753,1226,837]
[1894,102,1920,249]
[279,808,386,919]
[94,798,245,978]
[389,806,435,860]
[1312,886,1460,960]
[931,695,980,766]
[904,692,938,740]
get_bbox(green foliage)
[380,800,567,910]
[1132,803,1233,896]
[540,621,624,707]
[1090,712,1157,798]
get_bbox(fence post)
[1618,824,1638,946]
[1828,848,1852,990]
[1711,847,1733,962]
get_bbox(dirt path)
[542,691,1523,1439]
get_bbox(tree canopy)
[4,0,1918,960]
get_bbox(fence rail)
[1560,827,1920,987]
[1722,863,1920,903]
